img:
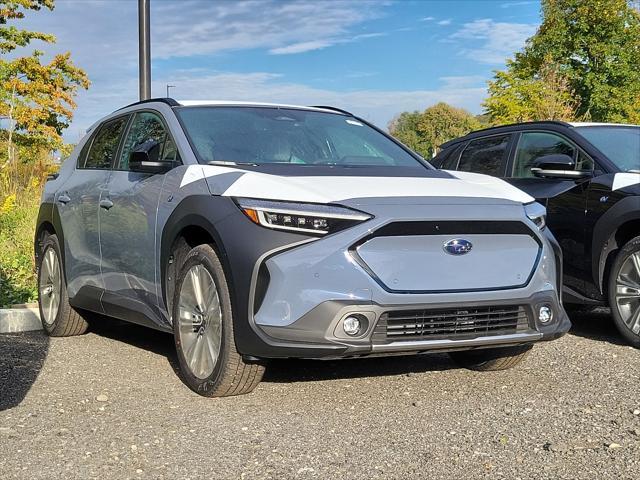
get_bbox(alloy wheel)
[615,251,640,335]
[177,264,223,379]
[39,247,61,325]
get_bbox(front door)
[99,111,180,323]
[506,131,594,297]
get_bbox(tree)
[0,0,90,165]
[484,0,640,123]
[484,59,579,124]
[389,103,481,158]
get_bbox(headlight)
[235,198,372,236]
[524,202,546,230]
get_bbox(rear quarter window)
[458,135,511,177]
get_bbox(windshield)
[575,126,640,172]
[176,106,426,168]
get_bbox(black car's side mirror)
[530,154,592,180]
[129,140,174,174]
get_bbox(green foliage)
[388,103,481,158]
[0,156,55,307]
[1,0,89,153]
[485,0,640,123]
[484,59,579,124]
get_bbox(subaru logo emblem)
[443,239,473,256]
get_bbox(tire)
[608,235,640,348]
[449,344,532,371]
[37,234,89,337]
[172,244,264,397]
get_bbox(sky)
[13,0,542,141]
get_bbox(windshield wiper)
[207,160,259,167]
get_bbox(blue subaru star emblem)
[443,238,473,256]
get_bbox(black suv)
[432,121,640,346]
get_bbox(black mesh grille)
[374,305,529,342]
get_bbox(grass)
[0,156,53,308]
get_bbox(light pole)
[138,0,151,100]
[166,84,175,98]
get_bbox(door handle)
[99,199,114,210]
[57,194,71,205]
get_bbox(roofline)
[113,98,353,116]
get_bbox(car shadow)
[0,331,49,411]
[262,353,456,384]
[86,315,181,375]
[566,307,628,346]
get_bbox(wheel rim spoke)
[615,251,640,336]
[177,263,223,379]
[39,247,61,325]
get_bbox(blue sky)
[16,0,541,141]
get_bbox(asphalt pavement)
[1,308,639,479]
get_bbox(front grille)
[374,305,530,342]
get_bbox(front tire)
[449,344,532,371]
[172,244,264,397]
[37,234,88,337]
[608,235,640,348]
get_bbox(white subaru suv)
[35,99,570,396]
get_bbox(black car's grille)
[373,305,530,342]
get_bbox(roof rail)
[116,97,180,111]
[309,105,354,116]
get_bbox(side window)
[458,135,511,177]
[118,111,179,170]
[513,132,577,178]
[83,117,127,169]
[76,135,93,168]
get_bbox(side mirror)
[129,140,174,174]
[530,154,592,179]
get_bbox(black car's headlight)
[235,198,372,236]
[524,202,546,230]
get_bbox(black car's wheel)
[449,345,532,371]
[172,244,264,397]
[37,234,89,337]
[609,235,640,348]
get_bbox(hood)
[181,165,534,205]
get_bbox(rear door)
[99,110,180,322]
[56,116,128,301]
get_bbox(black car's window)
[575,126,640,172]
[83,117,127,169]
[432,145,459,170]
[458,135,510,176]
[512,132,579,178]
[118,111,179,170]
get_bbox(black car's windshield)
[176,106,426,168]
[575,126,640,172]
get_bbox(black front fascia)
[349,220,543,295]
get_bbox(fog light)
[538,305,553,324]
[343,316,362,336]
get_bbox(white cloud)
[151,0,387,58]
[421,16,435,21]
[451,18,537,64]
[437,19,452,26]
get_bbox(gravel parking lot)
[1,309,639,479]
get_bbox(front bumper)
[255,291,569,359]
[243,199,569,359]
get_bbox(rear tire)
[37,234,89,337]
[608,235,640,348]
[172,244,264,397]
[449,344,532,371]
